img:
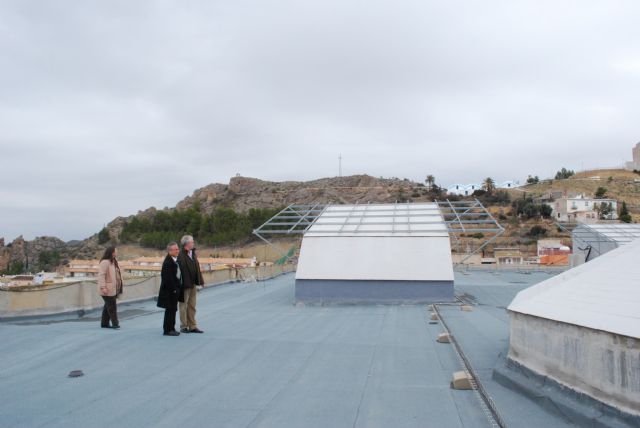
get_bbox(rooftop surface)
[0,270,580,428]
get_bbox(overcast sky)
[1,1,639,241]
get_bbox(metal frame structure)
[253,200,504,265]
[558,222,640,261]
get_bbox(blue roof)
[0,270,576,427]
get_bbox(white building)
[497,180,521,189]
[548,193,618,223]
[447,180,520,196]
[624,142,640,171]
[446,183,482,196]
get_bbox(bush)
[527,225,547,237]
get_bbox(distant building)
[447,180,519,196]
[67,256,259,278]
[494,248,524,265]
[536,239,571,266]
[121,256,256,277]
[66,259,100,277]
[446,183,482,196]
[547,193,618,223]
[33,272,63,285]
[497,180,521,189]
[624,142,640,171]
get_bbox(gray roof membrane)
[0,270,627,427]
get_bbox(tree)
[512,197,551,220]
[97,227,111,244]
[37,250,61,272]
[554,168,575,180]
[526,175,540,184]
[594,187,607,199]
[3,261,24,275]
[425,175,435,191]
[596,202,613,220]
[482,177,496,194]
[620,201,632,223]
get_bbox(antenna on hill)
[339,153,342,177]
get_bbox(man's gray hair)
[180,235,194,247]
[166,241,178,251]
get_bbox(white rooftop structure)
[509,238,640,338]
[295,203,455,303]
[507,239,640,415]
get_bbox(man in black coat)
[177,235,205,333]
[157,242,183,336]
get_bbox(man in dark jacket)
[177,235,205,333]
[157,242,183,336]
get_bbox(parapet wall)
[508,311,640,417]
[0,265,295,319]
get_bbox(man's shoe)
[101,325,110,328]
[163,331,180,336]
[190,328,204,333]
[180,328,191,333]
[112,325,121,329]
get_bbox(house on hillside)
[547,193,618,223]
[446,183,482,196]
[497,180,521,189]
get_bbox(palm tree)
[483,177,496,194]
[426,175,435,191]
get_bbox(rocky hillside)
[0,174,436,272]
[0,236,69,274]
[174,175,428,213]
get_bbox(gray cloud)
[1,0,639,240]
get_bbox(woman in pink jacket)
[98,246,123,329]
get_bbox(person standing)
[98,246,123,329]
[157,242,183,336]
[177,235,205,333]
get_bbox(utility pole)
[338,153,342,177]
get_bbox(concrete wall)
[295,279,454,304]
[0,265,295,319]
[508,311,640,417]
